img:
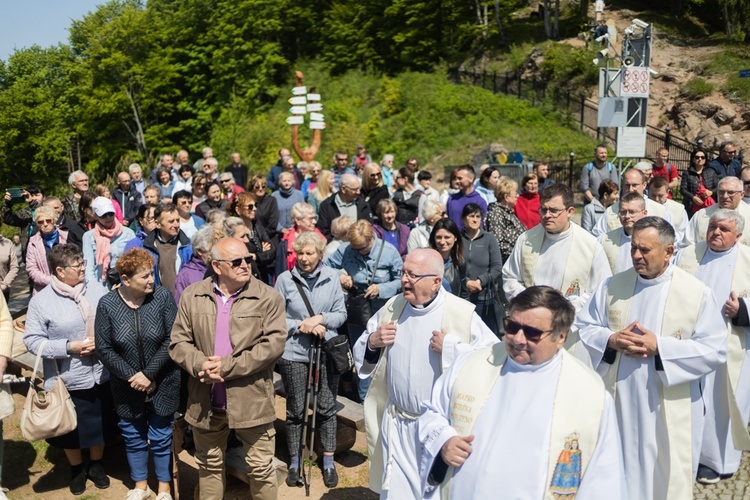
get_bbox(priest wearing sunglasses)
[418,285,626,499]
[169,237,287,499]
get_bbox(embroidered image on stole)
[549,432,582,498]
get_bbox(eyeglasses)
[36,219,55,226]
[370,173,383,178]
[718,190,742,197]
[63,260,87,270]
[195,182,206,187]
[503,317,555,342]
[538,207,566,216]
[618,209,644,218]
[724,150,737,155]
[694,156,706,160]
[398,269,438,282]
[335,157,347,162]
[76,179,89,184]
[623,183,644,189]
[214,256,253,268]
[744,181,750,186]
[240,204,255,210]
[220,179,233,183]
[99,212,115,218]
[255,184,267,190]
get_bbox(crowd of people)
[0,140,747,499]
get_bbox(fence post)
[517,73,522,99]
[580,95,585,131]
[664,126,671,149]
[569,152,576,189]
[493,71,497,94]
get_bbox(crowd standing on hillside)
[0,140,748,499]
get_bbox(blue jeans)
[118,412,174,482]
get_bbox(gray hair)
[219,172,234,182]
[291,231,326,255]
[340,173,360,189]
[709,208,745,235]
[205,208,227,225]
[381,154,394,165]
[718,176,742,191]
[68,170,87,187]
[278,171,295,182]
[291,202,315,221]
[204,157,219,167]
[43,195,61,205]
[192,224,218,256]
[202,147,213,156]
[376,198,397,218]
[330,216,355,240]
[619,192,646,210]
[632,216,675,247]
[221,216,246,238]
[128,163,142,174]
[422,199,445,222]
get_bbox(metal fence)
[448,67,711,179]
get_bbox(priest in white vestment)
[353,248,497,499]
[502,183,611,312]
[598,192,647,274]
[576,216,727,500]
[591,168,667,237]
[418,286,627,499]
[685,176,750,246]
[675,209,750,484]
[648,175,688,247]
[741,167,750,205]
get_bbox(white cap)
[91,197,115,217]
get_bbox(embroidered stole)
[363,293,475,493]
[600,228,626,274]
[520,224,598,295]
[676,243,750,451]
[603,267,703,499]
[440,346,605,500]
[693,204,750,246]
[604,198,667,232]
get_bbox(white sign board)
[286,116,304,125]
[598,97,628,128]
[621,68,650,98]
[617,127,647,158]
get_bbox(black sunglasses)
[215,256,253,268]
[503,317,555,342]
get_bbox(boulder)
[694,101,720,118]
[714,108,736,126]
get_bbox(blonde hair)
[362,163,384,191]
[495,178,519,201]
[292,231,326,255]
[34,206,57,222]
[278,171,295,183]
[311,170,334,201]
[347,220,374,247]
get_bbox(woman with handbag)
[460,203,504,336]
[24,244,117,496]
[681,148,718,218]
[95,248,179,500]
[274,232,347,489]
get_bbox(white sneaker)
[126,487,154,500]
[155,493,173,500]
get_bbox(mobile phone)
[7,188,24,202]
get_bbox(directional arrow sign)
[310,121,326,130]
[288,96,307,105]
[292,86,307,95]
[307,103,323,112]
[307,93,321,101]
[309,112,325,122]
[286,116,304,125]
[289,106,307,115]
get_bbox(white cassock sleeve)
[353,308,387,379]
[441,313,499,370]
[672,211,688,248]
[501,239,527,302]
[684,215,700,247]
[574,278,617,371]
[655,286,727,387]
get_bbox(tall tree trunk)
[554,0,560,39]
[124,87,148,160]
[543,0,552,39]
[724,1,732,38]
[493,0,506,45]
[580,0,590,19]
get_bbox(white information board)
[617,127,647,158]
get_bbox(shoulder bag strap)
[368,239,385,286]
[292,275,316,317]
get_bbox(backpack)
[587,161,614,173]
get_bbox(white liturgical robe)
[418,349,627,499]
[353,288,497,499]
[575,266,727,500]
[677,244,750,475]
[598,228,633,274]
[502,224,611,311]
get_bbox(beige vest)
[440,345,606,500]
[363,293,476,493]
[602,267,704,499]
[599,228,627,274]
[520,223,599,297]
[603,198,667,232]
[692,203,750,245]
[664,199,687,229]
[676,242,750,451]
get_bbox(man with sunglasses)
[502,183,611,314]
[685,176,750,247]
[170,237,286,500]
[418,286,626,499]
[708,141,742,180]
[353,248,496,499]
[576,217,726,499]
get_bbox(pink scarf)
[50,276,95,339]
[93,219,123,283]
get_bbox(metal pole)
[305,340,323,497]
[569,152,576,189]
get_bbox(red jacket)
[514,192,541,229]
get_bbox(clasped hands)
[129,371,155,394]
[607,320,658,358]
[199,356,224,384]
[299,314,326,338]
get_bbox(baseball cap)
[91,197,116,217]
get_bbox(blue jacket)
[274,265,348,363]
[130,230,193,287]
[324,237,403,312]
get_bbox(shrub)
[680,78,715,99]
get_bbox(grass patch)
[680,78,715,99]
[724,74,750,101]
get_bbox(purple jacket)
[446,190,487,230]
[373,223,410,260]
[174,255,207,305]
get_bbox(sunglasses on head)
[99,212,115,218]
[503,317,555,342]
[216,256,253,268]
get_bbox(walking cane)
[300,337,322,496]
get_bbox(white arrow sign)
[309,112,325,122]
[307,103,323,112]
[286,116,304,125]
[310,121,326,130]
[289,106,307,115]
[307,93,321,101]
[292,86,307,95]
[288,96,307,105]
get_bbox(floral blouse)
[485,202,526,262]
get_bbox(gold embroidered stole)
[603,267,704,499]
[604,199,668,232]
[441,346,605,500]
[676,243,750,451]
[520,224,598,294]
[693,204,750,246]
[363,293,476,493]
[600,228,626,274]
